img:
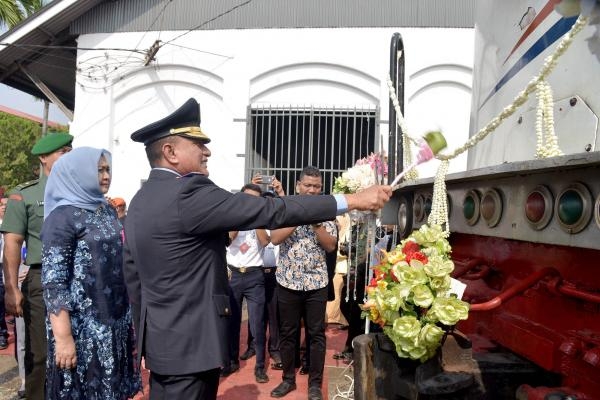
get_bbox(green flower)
[392,264,428,298]
[419,323,444,347]
[392,315,421,339]
[424,256,454,278]
[410,224,451,254]
[428,275,451,292]
[428,297,470,326]
[411,284,434,307]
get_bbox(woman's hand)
[49,309,77,369]
[54,334,77,369]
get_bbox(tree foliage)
[0,0,44,28]
[0,111,67,192]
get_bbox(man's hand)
[4,287,24,317]
[345,185,392,212]
[3,232,25,316]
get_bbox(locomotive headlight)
[397,194,413,239]
[481,189,503,228]
[525,185,553,230]
[425,195,432,219]
[556,182,592,234]
[463,190,480,226]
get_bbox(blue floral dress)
[41,205,140,400]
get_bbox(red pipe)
[469,267,558,311]
[546,277,600,304]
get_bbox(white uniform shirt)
[226,229,264,267]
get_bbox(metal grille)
[246,105,379,195]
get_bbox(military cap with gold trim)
[31,132,73,155]
[130,98,210,145]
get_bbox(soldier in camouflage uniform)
[1,132,73,400]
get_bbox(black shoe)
[220,361,240,377]
[333,350,352,360]
[17,390,26,399]
[308,386,323,400]
[240,347,256,360]
[255,368,269,383]
[0,336,7,350]
[270,353,282,363]
[299,365,309,375]
[270,381,297,398]
[271,362,283,370]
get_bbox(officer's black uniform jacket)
[123,169,337,375]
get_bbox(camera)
[259,175,274,184]
[258,174,276,196]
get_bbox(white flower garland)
[535,80,563,158]
[387,79,419,181]
[387,14,588,235]
[427,159,450,234]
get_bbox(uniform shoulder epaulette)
[13,179,40,192]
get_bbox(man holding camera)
[223,183,271,383]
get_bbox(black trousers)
[227,268,266,369]
[23,268,46,400]
[277,284,327,388]
[0,264,8,339]
[246,268,280,359]
[149,368,220,400]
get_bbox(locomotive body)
[382,1,600,398]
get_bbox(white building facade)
[63,2,475,201]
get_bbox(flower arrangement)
[332,152,387,194]
[361,224,469,362]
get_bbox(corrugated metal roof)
[0,0,105,110]
[0,0,475,111]
[72,0,475,34]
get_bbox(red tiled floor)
[134,323,350,399]
[0,316,349,399]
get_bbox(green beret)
[31,132,73,155]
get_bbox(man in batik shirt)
[270,166,337,400]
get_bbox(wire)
[162,42,232,59]
[161,0,253,46]
[0,43,146,55]
[123,0,174,66]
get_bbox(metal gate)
[246,104,379,195]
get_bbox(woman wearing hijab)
[41,147,140,399]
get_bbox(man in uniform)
[123,98,391,400]
[1,132,73,400]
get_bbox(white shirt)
[226,229,264,267]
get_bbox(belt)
[228,265,262,274]
[29,263,42,269]
[263,268,275,274]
